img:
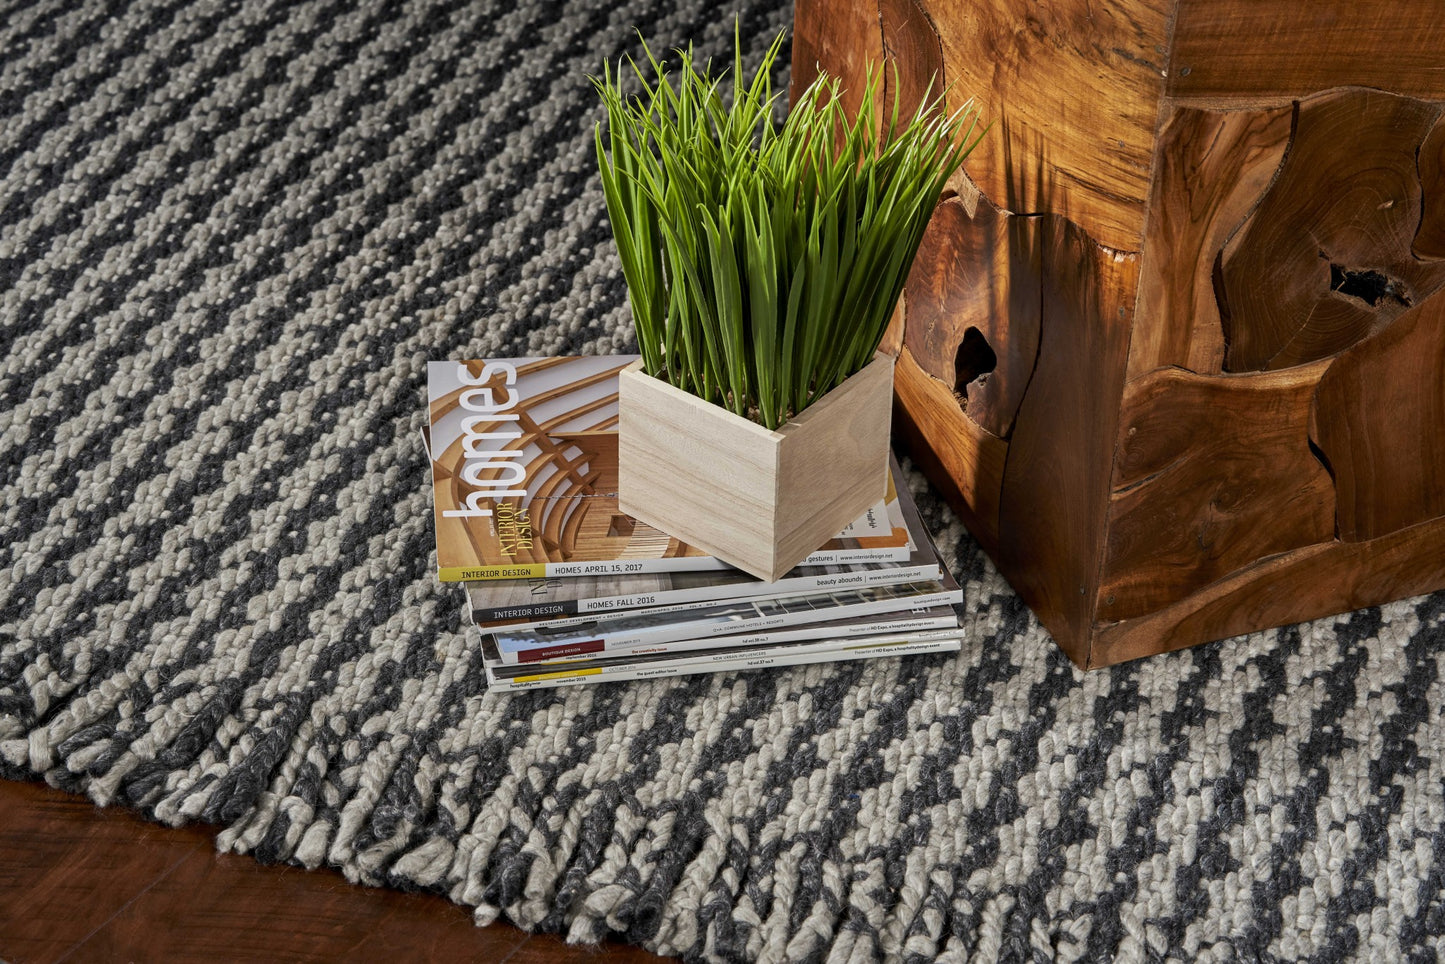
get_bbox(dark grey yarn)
[3,1,1445,961]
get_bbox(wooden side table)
[794,0,1445,667]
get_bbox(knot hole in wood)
[952,327,998,407]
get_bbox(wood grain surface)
[1099,364,1336,623]
[1169,0,1445,106]
[790,0,884,123]
[1311,294,1445,543]
[1091,515,1445,667]
[1416,118,1445,261]
[925,0,1170,250]
[902,194,1041,440]
[879,0,945,123]
[1126,105,1291,378]
[996,217,1136,665]
[893,345,1008,558]
[0,779,668,964]
[1218,88,1445,372]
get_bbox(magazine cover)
[426,357,911,581]
[465,453,940,625]
[492,577,963,663]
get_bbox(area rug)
[2,1,1444,960]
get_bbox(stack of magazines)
[426,356,964,692]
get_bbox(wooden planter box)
[617,354,894,581]
[794,0,1445,667]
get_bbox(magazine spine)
[486,637,962,691]
[470,560,944,625]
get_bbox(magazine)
[426,357,912,581]
[492,576,963,663]
[483,625,965,680]
[483,622,965,678]
[484,603,960,665]
[482,635,959,690]
[483,634,963,692]
[466,454,940,624]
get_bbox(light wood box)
[617,354,894,581]
[795,0,1445,667]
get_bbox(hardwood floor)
[0,779,670,963]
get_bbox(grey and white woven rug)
[3,1,1444,960]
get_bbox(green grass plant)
[594,29,983,429]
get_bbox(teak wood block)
[795,0,1445,667]
[617,354,894,581]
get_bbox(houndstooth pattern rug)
[3,1,1444,960]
